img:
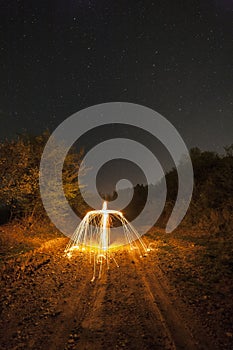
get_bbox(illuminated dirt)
[0,226,233,350]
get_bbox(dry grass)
[0,221,63,261]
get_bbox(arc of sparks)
[64,201,150,280]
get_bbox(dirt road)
[0,238,218,349]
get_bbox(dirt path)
[0,238,217,350]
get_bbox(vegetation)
[127,145,233,234]
[0,131,232,234]
[165,146,233,233]
[0,132,85,227]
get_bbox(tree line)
[0,132,85,227]
[0,132,232,233]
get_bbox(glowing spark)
[102,201,107,211]
[64,201,149,280]
[101,201,109,251]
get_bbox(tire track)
[134,253,195,350]
[0,239,217,350]
[71,250,176,350]
[134,251,218,350]
[38,255,108,350]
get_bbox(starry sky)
[0,0,233,154]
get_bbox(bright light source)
[64,201,149,280]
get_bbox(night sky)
[0,0,233,153]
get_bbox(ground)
[0,224,232,350]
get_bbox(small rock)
[226,332,233,337]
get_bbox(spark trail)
[64,202,150,280]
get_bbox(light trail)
[64,201,152,280]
